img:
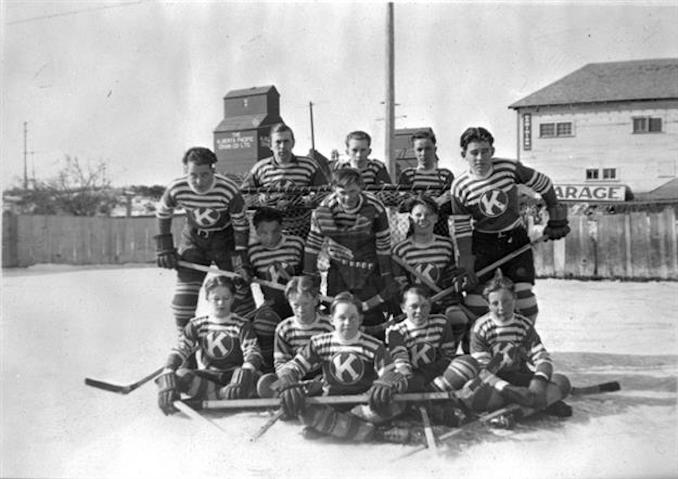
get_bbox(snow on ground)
[1,266,677,479]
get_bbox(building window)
[586,169,599,180]
[633,117,662,133]
[540,122,573,138]
[602,168,617,180]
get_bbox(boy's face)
[270,131,295,163]
[462,140,494,177]
[186,162,215,193]
[487,288,515,323]
[346,138,371,165]
[410,203,437,234]
[255,220,283,248]
[207,285,234,318]
[289,292,319,325]
[402,290,431,327]
[331,302,362,340]
[334,182,362,209]
[412,138,437,170]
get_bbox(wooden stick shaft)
[173,400,228,434]
[392,256,441,293]
[193,391,455,410]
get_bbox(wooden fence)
[3,208,677,279]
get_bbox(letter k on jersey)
[479,189,508,218]
[330,352,364,385]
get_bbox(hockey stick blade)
[84,367,164,395]
[571,381,621,396]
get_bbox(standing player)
[397,130,454,236]
[450,127,570,322]
[247,207,305,372]
[392,195,471,338]
[155,147,255,337]
[156,276,263,415]
[275,292,411,443]
[303,168,397,335]
[331,131,392,186]
[242,123,329,238]
[464,272,571,418]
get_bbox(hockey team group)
[151,124,572,444]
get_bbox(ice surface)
[1,267,676,478]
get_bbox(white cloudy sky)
[2,1,678,188]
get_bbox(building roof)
[509,58,678,109]
[638,178,678,201]
[224,85,278,99]
[214,114,272,132]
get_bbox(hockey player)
[242,123,329,239]
[464,272,571,417]
[392,195,472,338]
[247,207,305,372]
[154,147,255,336]
[274,292,412,443]
[303,168,398,335]
[397,130,454,236]
[156,276,263,415]
[331,130,392,186]
[450,126,570,322]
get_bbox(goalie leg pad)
[300,405,375,442]
[431,355,480,392]
[515,282,538,322]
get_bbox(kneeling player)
[274,292,412,443]
[464,272,571,417]
[248,207,305,372]
[156,276,264,415]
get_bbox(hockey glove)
[367,370,401,417]
[156,370,179,415]
[154,234,178,269]
[219,367,257,400]
[544,204,570,240]
[273,375,307,417]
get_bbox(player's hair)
[345,130,372,147]
[182,147,217,167]
[332,167,364,189]
[253,207,284,228]
[285,275,321,301]
[410,129,437,145]
[460,127,495,151]
[204,275,236,297]
[401,284,432,303]
[482,269,516,299]
[330,291,363,316]
[269,123,295,142]
[402,194,439,237]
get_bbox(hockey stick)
[185,391,460,411]
[250,409,286,442]
[84,366,164,395]
[177,261,335,303]
[398,379,621,460]
[418,406,438,451]
[173,400,229,434]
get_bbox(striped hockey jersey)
[278,331,407,396]
[156,174,249,249]
[386,314,457,378]
[165,313,263,373]
[397,167,454,191]
[470,312,553,381]
[392,235,456,289]
[273,313,334,375]
[241,155,328,188]
[304,192,391,273]
[331,159,392,186]
[450,158,553,239]
[248,234,304,309]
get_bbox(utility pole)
[23,121,28,189]
[309,101,316,151]
[385,2,396,181]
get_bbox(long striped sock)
[175,368,221,400]
[432,355,480,391]
[171,281,202,332]
[515,282,538,322]
[300,405,375,442]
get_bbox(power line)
[6,1,146,26]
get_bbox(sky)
[2,0,678,189]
